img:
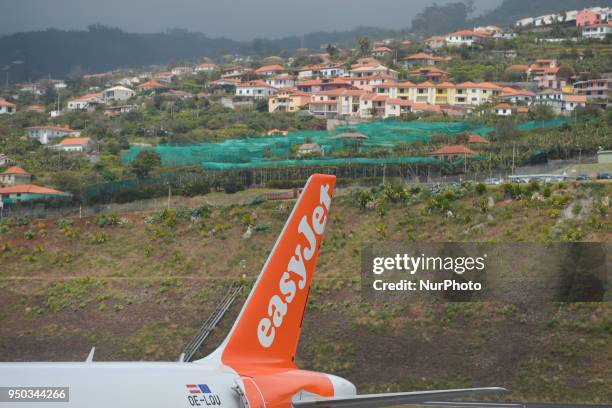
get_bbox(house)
[162,90,194,99]
[298,143,323,156]
[493,103,513,116]
[409,67,449,83]
[235,80,278,99]
[54,137,94,153]
[195,63,218,73]
[534,91,587,115]
[529,60,566,90]
[101,86,135,102]
[573,78,611,104]
[349,65,399,79]
[577,8,610,27]
[500,87,535,105]
[597,150,612,164]
[296,78,352,93]
[25,126,80,145]
[319,65,346,78]
[104,105,138,117]
[425,36,446,50]
[445,30,486,47]
[268,89,310,113]
[265,74,296,89]
[0,154,14,167]
[25,105,45,113]
[0,184,69,204]
[67,92,103,111]
[401,53,446,67]
[582,23,612,40]
[0,166,31,187]
[516,17,535,27]
[154,71,174,83]
[255,65,286,76]
[0,99,16,115]
[371,46,393,58]
[210,78,242,88]
[429,145,477,161]
[136,80,168,91]
[171,66,192,76]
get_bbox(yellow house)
[268,89,311,113]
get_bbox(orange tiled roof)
[58,137,92,146]
[495,103,512,110]
[430,145,477,156]
[1,166,29,175]
[405,52,444,61]
[0,99,16,107]
[255,65,286,74]
[0,184,66,195]
[137,80,166,89]
[467,135,490,144]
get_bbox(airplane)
[0,174,507,408]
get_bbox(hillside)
[471,0,612,27]
[0,181,610,403]
[0,26,396,82]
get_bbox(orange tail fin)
[215,174,336,368]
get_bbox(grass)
[0,182,610,403]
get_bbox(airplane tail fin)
[211,174,336,368]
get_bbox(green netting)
[200,156,439,170]
[122,119,569,170]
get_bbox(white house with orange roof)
[371,46,393,58]
[53,137,94,153]
[349,65,399,79]
[235,80,278,99]
[0,166,32,187]
[264,74,296,89]
[255,65,286,76]
[195,63,218,73]
[534,91,587,115]
[101,86,135,102]
[445,30,487,47]
[401,53,446,67]
[25,125,81,145]
[0,99,16,115]
[0,154,14,167]
[67,92,103,111]
[500,87,536,105]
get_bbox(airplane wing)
[293,387,507,408]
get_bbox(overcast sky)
[0,0,502,40]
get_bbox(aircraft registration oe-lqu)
[0,174,507,408]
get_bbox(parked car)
[484,178,503,185]
[596,172,611,180]
[576,174,591,181]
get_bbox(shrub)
[24,230,35,240]
[475,182,486,195]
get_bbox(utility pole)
[167,183,172,209]
[511,143,516,176]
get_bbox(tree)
[411,1,473,37]
[358,37,371,56]
[130,150,162,179]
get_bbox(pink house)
[577,9,602,27]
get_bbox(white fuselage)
[0,362,242,408]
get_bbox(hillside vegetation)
[0,181,610,403]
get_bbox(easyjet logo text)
[257,184,332,348]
